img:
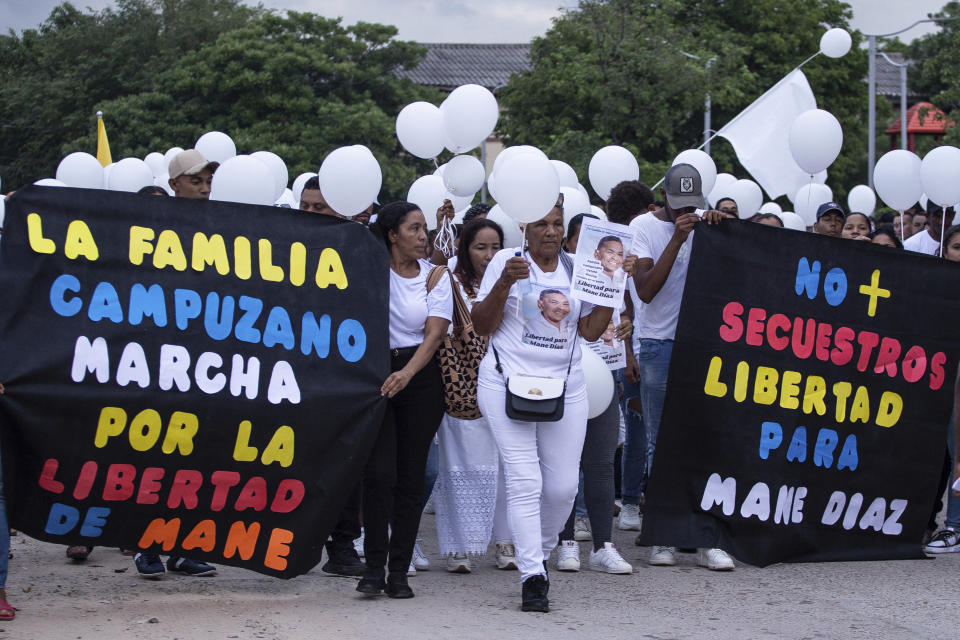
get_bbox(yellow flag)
[96,111,112,167]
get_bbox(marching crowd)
[1,148,960,618]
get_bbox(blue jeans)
[947,418,960,529]
[574,471,587,517]
[0,452,8,589]
[422,438,439,510]
[635,339,673,473]
[620,373,646,505]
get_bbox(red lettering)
[37,458,65,494]
[901,345,928,383]
[270,479,305,513]
[718,301,744,343]
[745,307,766,346]
[210,471,242,511]
[766,314,791,351]
[103,463,137,501]
[166,469,203,509]
[814,322,833,361]
[73,461,98,500]
[874,336,902,377]
[234,476,269,511]
[830,326,855,366]
[136,467,165,505]
[929,352,947,390]
[855,332,880,372]
[791,317,816,359]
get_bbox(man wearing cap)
[905,202,955,255]
[813,202,845,238]
[629,163,735,572]
[167,149,219,199]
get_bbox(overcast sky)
[0,0,950,42]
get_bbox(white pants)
[478,385,589,580]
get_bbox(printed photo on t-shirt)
[572,218,632,308]
[582,320,626,370]
[520,283,575,350]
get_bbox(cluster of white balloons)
[874,146,960,214]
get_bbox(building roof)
[875,52,919,98]
[398,43,531,91]
[885,101,953,134]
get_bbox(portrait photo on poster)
[582,319,626,370]
[520,282,576,351]
[571,218,632,308]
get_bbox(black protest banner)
[0,186,388,578]
[640,221,959,566]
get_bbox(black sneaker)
[385,572,414,599]
[322,545,366,577]
[134,553,165,579]
[356,567,386,595]
[521,575,549,613]
[167,557,217,576]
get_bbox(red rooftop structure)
[886,102,954,151]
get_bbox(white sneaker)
[589,542,633,574]
[923,528,960,554]
[412,538,430,571]
[446,553,472,573]
[407,560,417,577]
[495,542,518,570]
[557,540,580,572]
[618,503,642,530]
[698,547,734,571]
[649,545,677,566]
[353,528,365,560]
[573,516,592,541]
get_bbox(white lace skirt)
[433,413,500,556]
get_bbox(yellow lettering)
[315,248,348,289]
[259,239,284,282]
[63,220,99,261]
[153,229,187,271]
[733,361,749,402]
[27,213,56,254]
[129,226,155,265]
[803,376,827,416]
[161,411,199,455]
[94,407,127,448]
[233,420,259,462]
[703,356,727,398]
[289,242,306,287]
[753,366,778,405]
[128,409,163,452]
[876,391,903,428]
[234,237,252,280]
[260,426,294,468]
[833,381,852,422]
[850,386,871,423]
[779,370,802,410]
[191,233,230,275]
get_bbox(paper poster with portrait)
[571,218,633,308]
[519,283,577,352]
[582,319,627,370]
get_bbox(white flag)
[716,69,819,200]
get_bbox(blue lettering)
[203,292,234,341]
[786,427,807,463]
[44,502,80,535]
[174,288,202,330]
[813,428,839,468]
[234,296,263,344]
[128,283,167,327]
[758,421,782,460]
[79,506,111,537]
[87,281,123,323]
[263,306,295,350]
[794,257,820,299]
[823,267,847,306]
[50,273,82,317]
[837,434,859,471]
[300,312,331,358]
[338,319,366,363]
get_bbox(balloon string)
[898,209,904,245]
[941,208,946,258]
[434,215,457,259]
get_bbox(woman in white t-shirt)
[433,219,519,574]
[357,202,453,600]
[471,196,627,613]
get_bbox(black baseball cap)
[664,163,707,210]
[816,201,845,220]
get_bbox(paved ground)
[3,510,957,640]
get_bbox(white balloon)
[408,175,451,231]
[195,131,237,164]
[582,348,615,419]
[144,152,167,178]
[874,149,922,211]
[163,147,184,172]
[920,193,929,211]
[780,211,806,231]
[318,145,383,216]
[486,171,499,201]
[155,173,174,196]
[106,157,155,192]
[291,172,316,206]
[496,153,561,224]
[492,145,547,176]
[709,173,737,207]
[786,170,828,204]
[576,183,590,201]
[759,202,783,216]
[920,146,960,207]
[34,178,67,187]
[56,152,104,189]
[209,155,275,206]
[590,205,607,221]
[789,109,843,175]
[794,183,834,227]
[440,84,498,153]
[820,28,852,58]
[249,151,288,202]
[396,102,445,159]
[275,188,297,207]
[443,155,485,197]
[560,186,592,232]
[728,179,763,219]
[588,146,639,201]
[551,160,580,188]
[672,149,717,198]
[486,204,523,248]
[846,185,877,215]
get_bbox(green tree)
[908,1,960,146]
[499,0,868,204]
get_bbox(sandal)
[66,545,93,561]
[0,599,15,621]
